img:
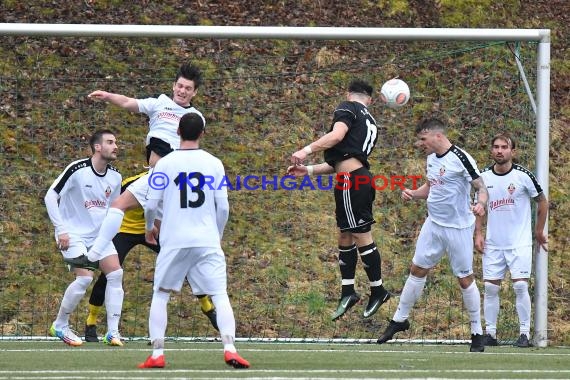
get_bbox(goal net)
[0,26,548,345]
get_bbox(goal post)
[0,24,550,347]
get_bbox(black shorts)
[146,137,174,163]
[334,167,376,233]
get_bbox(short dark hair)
[348,79,373,97]
[176,63,203,89]
[89,129,115,153]
[415,117,446,134]
[179,113,205,141]
[491,132,516,149]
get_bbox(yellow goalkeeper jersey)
[118,171,147,235]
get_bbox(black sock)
[338,244,358,297]
[358,242,385,297]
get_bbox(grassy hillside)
[0,1,568,345]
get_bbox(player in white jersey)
[86,63,206,258]
[85,64,217,339]
[376,118,489,352]
[474,133,548,348]
[88,63,205,167]
[137,112,250,369]
[44,129,125,347]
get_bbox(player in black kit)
[287,79,391,321]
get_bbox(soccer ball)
[380,78,410,108]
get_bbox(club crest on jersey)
[439,166,446,176]
[507,183,516,195]
[105,186,112,198]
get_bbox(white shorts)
[413,218,475,278]
[59,234,117,260]
[126,173,152,209]
[483,246,532,280]
[153,246,227,295]
[126,173,163,219]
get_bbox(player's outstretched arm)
[88,90,139,112]
[287,162,334,177]
[290,122,348,165]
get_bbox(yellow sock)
[86,304,103,326]
[198,295,214,313]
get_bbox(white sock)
[513,281,531,335]
[211,294,236,352]
[393,274,426,322]
[104,269,124,334]
[88,208,124,261]
[149,290,170,344]
[461,281,483,335]
[54,276,92,329]
[483,282,500,337]
[152,338,165,358]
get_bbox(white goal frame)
[0,23,551,347]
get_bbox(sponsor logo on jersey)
[429,177,444,187]
[84,199,107,209]
[157,111,181,121]
[489,197,515,210]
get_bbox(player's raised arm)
[88,90,139,112]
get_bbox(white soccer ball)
[380,78,410,109]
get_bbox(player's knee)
[75,275,93,291]
[211,294,231,309]
[484,281,501,297]
[512,280,528,294]
[105,268,123,286]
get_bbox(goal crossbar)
[0,23,550,42]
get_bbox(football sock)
[152,337,165,358]
[483,282,500,337]
[513,281,531,335]
[87,208,124,261]
[358,243,384,296]
[149,290,170,342]
[55,276,92,328]
[338,244,358,297]
[86,304,103,326]
[198,294,214,313]
[104,269,124,334]
[461,281,483,335]
[211,294,236,341]
[393,274,426,322]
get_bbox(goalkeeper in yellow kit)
[84,171,218,342]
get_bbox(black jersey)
[323,100,379,169]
